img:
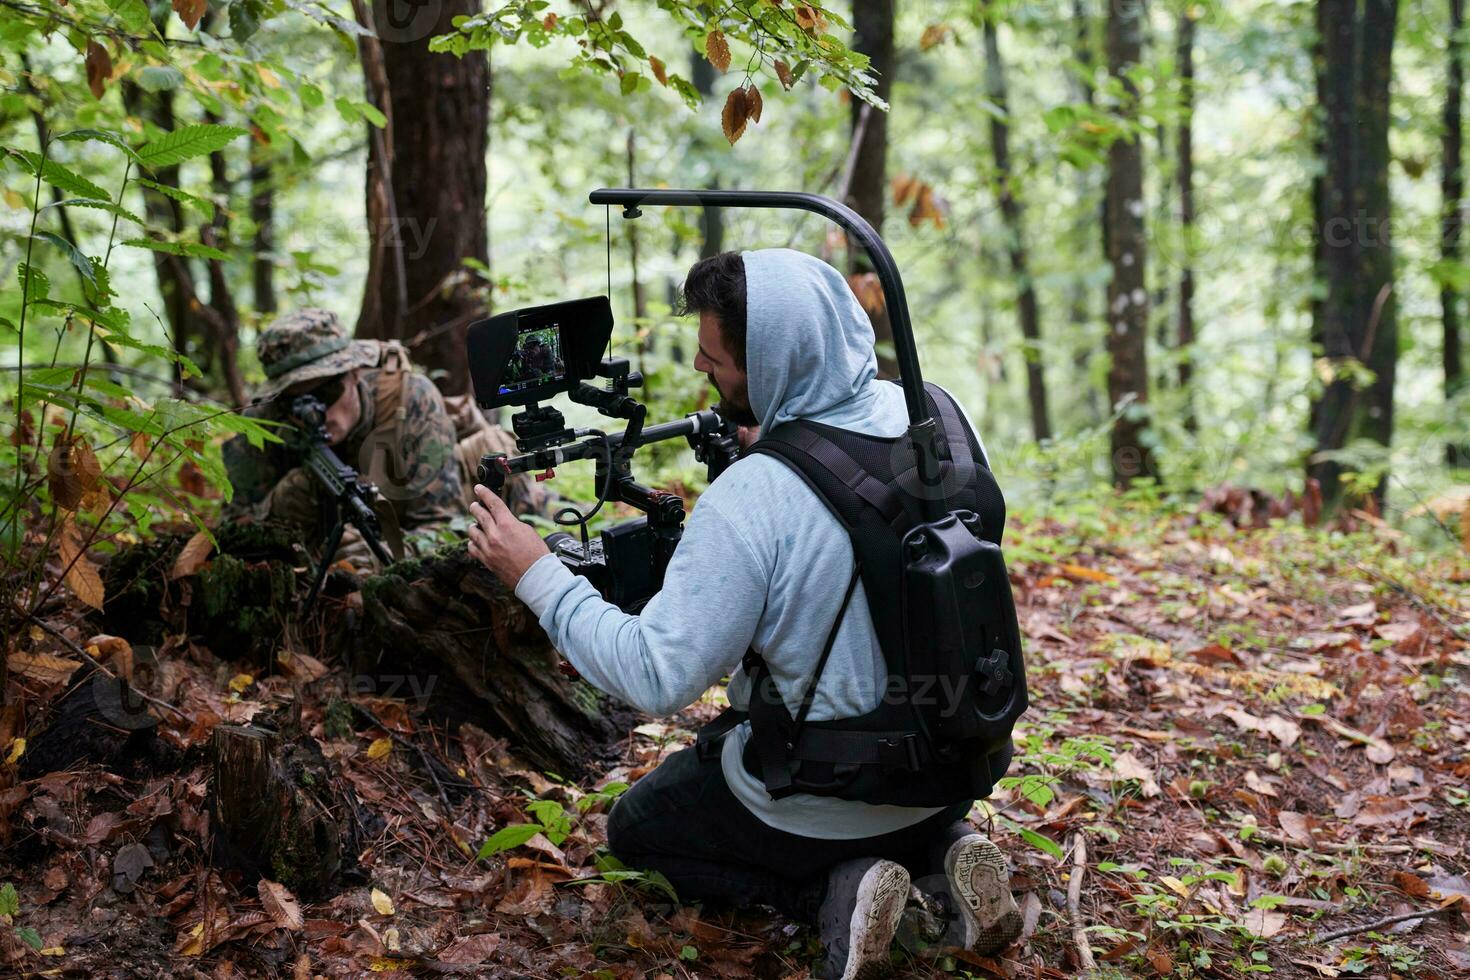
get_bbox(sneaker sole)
[841,860,911,980]
[945,835,1022,956]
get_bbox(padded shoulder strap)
[747,423,908,532]
[370,341,412,443]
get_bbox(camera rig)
[467,188,945,613]
[467,297,739,610]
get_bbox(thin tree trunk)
[250,142,276,314]
[626,129,648,372]
[1177,6,1198,433]
[204,112,246,407]
[1445,0,1466,466]
[1309,0,1364,507]
[983,17,1051,441]
[849,0,899,379]
[1070,0,1103,425]
[1104,0,1158,485]
[1356,0,1398,507]
[355,0,489,395]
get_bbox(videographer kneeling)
[466,248,1021,979]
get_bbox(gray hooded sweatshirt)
[515,247,984,837]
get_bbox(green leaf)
[135,178,216,221]
[16,927,42,951]
[105,0,152,32]
[299,83,325,108]
[476,823,544,859]
[2,148,111,201]
[136,125,248,169]
[134,65,185,92]
[55,128,142,162]
[334,96,361,125]
[18,263,50,303]
[0,882,18,916]
[229,0,264,41]
[357,101,387,128]
[40,198,145,226]
[34,231,97,287]
[122,238,229,261]
[620,71,639,95]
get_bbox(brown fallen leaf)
[260,878,304,931]
[85,40,112,99]
[774,59,794,90]
[721,88,748,144]
[1112,751,1161,797]
[6,651,82,685]
[170,529,214,579]
[58,516,105,609]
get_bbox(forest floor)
[2,495,1469,980]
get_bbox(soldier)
[223,308,547,571]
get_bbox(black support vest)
[696,382,1027,808]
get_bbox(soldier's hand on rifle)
[466,483,550,588]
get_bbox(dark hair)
[678,251,747,369]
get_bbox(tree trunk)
[1104,0,1159,485]
[1069,0,1104,426]
[1309,0,1398,509]
[98,527,627,779]
[982,17,1051,442]
[849,0,899,379]
[250,142,277,315]
[355,0,489,396]
[357,548,633,779]
[1445,0,1466,467]
[209,722,363,901]
[204,117,247,408]
[1356,0,1398,505]
[1177,6,1198,433]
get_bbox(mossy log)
[357,545,635,780]
[208,722,364,901]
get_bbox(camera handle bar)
[589,187,946,520]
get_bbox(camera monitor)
[467,296,614,409]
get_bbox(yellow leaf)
[384,926,400,951]
[704,30,731,73]
[1160,875,1191,898]
[228,673,254,693]
[4,737,24,765]
[39,946,66,956]
[370,887,395,916]
[7,652,81,685]
[366,737,393,761]
[256,65,280,88]
[57,517,105,610]
[179,921,205,957]
[369,959,411,972]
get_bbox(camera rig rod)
[589,187,946,520]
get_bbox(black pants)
[606,745,973,918]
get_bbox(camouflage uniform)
[223,309,549,571]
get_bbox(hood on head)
[741,248,878,429]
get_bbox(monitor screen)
[499,323,566,399]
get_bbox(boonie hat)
[253,308,380,403]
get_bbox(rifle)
[287,394,395,611]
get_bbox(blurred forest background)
[4,0,1468,573]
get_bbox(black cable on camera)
[552,430,615,549]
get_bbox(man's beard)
[709,376,759,427]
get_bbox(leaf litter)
[1,502,1467,977]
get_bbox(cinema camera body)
[467,296,741,611]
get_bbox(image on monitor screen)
[499,324,566,397]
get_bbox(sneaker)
[941,833,1022,955]
[817,857,911,980]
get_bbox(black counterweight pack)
[470,189,1028,806]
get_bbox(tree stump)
[357,546,636,779]
[208,722,364,901]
